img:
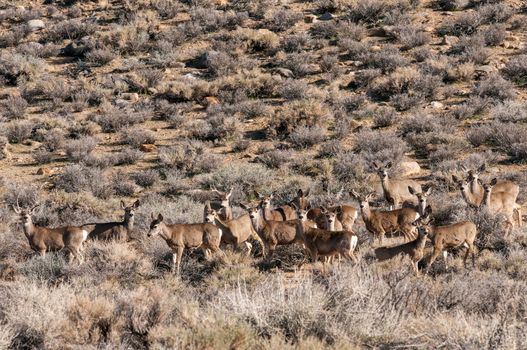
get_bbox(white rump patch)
[350,236,358,251]
[443,251,448,262]
[82,230,89,241]
[414,212,420,221]
[463,242,469,249]
[217,228,223,242]
[354,211,358,220]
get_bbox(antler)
[210,185,223,196]
[12,196,22,214]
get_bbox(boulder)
[399,161,421,177]
[27,19,45,31]
[442,35,459,46]
[430,101,444,109]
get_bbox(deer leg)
[244,241,253,256]
[426,246,442,273]
[412,260,419,275]
[516,208,522,228]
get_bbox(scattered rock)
[430,101,444,109]
[140,144,157,153]
[147,88,158,95]
[442,35,459,46]
[475,65,498,78]
[121,93,139,102]
[424,26,434,33]
[399,161,421,177]
[381,25,396,38]
[304,15,317,23]
[370,45,382,52]
[27,19,45,31]
[502,35,521,49]
[204,96,220,106]
[318,12,334,21]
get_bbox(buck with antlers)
[147,213,224,274]
[351,191,419,246]
[204,204,262,256]
[374,161,422,210]
[414,206,478,272]
[12,199,88,263]
[453,175,516,234]
[204,186,233,221]
[81,200,140,241]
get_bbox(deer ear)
[320,207,327,213]
[408,186,416,195]
[157,213,164,222]
[304,188,310,197]
[372,161,379,170]
[240,203,249,210]
[477,179,483,185]
[254,190,262,199]
[336,205,342,214]
[452,175,460,183]
[491,178,498,186]
[226,187,233,198]
[297,189,303,197]
[291,202,298,210]
[385,161,392,169]
[478,163,486,173]
[121,200,126,209]
[151,213,155,220]
[133,200,140,208]
[424,187,433,196]
[204,200,211,210]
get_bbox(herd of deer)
[11,163,523,275]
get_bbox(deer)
[81,200,140,241]
[453,175,516,234]
[403,186,432,216]
[351,191,420,246]
[307,205,358,232]
[204,206,263,256]
[147,213,224,274]
[461,164,521,227]
[373,161,422,210]
[295,206,358,264]
[204,186,233,221]
[240,202,304,258]
[373,226,428,275]
[413,206,478,273]
[253,188,313,222]
[12,199,88,264]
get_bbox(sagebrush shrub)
[502,55,527,87]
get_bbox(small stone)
[430,101,444,109]
[424,26,434,33]
[204,96,220,106]
[140,144,157,153]
[36,167,54,176]
[318,12,334,21]
[304,15,317,23]
[370,45,382,52]
[27,19,45,31]
[121,93,139,102]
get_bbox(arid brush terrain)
[0,0,527,348]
